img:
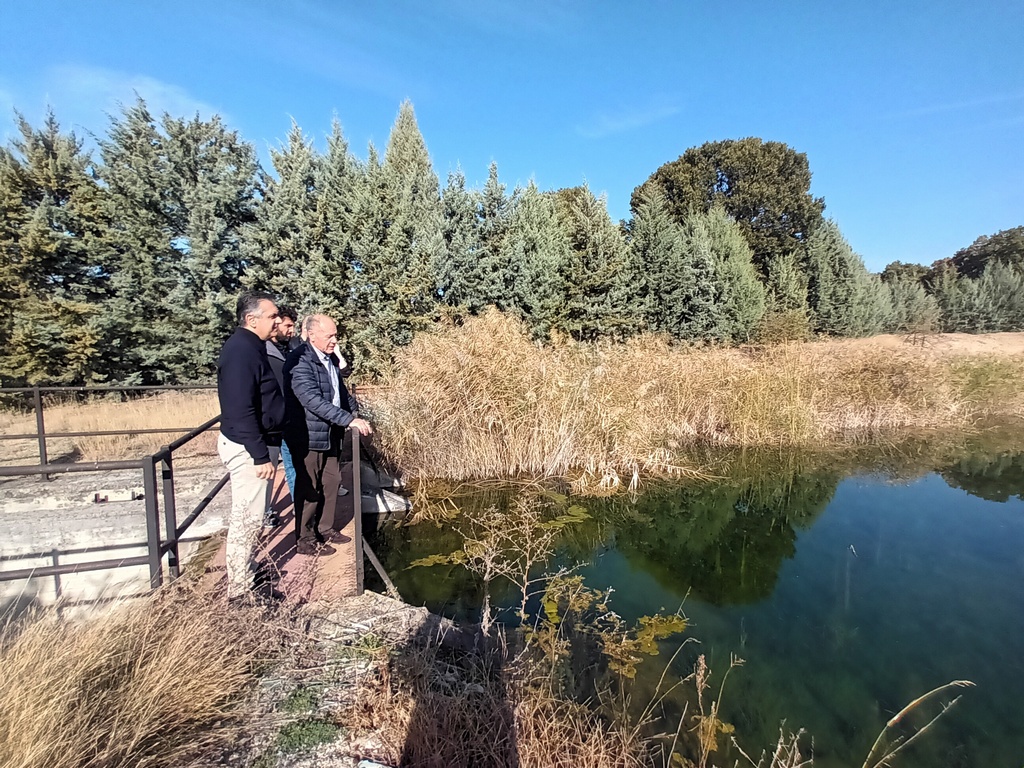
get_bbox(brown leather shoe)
[296,540,336,556]
[319,529,351,544]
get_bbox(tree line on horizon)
[1,98,1022,386]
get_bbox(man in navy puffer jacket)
[283,314,373,555]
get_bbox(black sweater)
[217,328,285,464]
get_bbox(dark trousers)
[293,441,341,544]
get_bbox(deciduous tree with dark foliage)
[632,137,826,282]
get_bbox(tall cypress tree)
[435,168,483,313]
[348,101,443,369]
[885,275,940,332]
[98,98,178,383]
[0,112,113,384]
[307,119,360,323]
[805,219,885,337]
[705,206,767,341]
[671,211,728,340]
[477,161,515,309]
[162,112,260,374]
[550,185,636,341]
[628,185,687,335]
[500,181,569,339]
[242,121,322,308]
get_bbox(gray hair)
[236,290,277,326]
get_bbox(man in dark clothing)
[264,305,300,527]
[283,314,372,556]
[217,291,285,599]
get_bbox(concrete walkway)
[204,466,361,604]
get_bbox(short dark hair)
[236,290,277,326]
[278,305,298,323]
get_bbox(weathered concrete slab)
[0,465,230,609]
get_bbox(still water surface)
[370,448,1024,767]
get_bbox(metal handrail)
[1,387,377,600]
[0,384,218,479]
[0,394,225,595]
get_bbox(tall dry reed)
[0,585,277,768]
[371,311,1024,488]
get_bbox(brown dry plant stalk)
[0,583,280,768]
[370,311,1024,487]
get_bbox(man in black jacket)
[217,291,285,599]
[283,314,372,556]
[264,305,299,527]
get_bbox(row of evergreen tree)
[1,99,1021,386]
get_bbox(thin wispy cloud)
[576,102,681,139]
[884,90,1024,121]
[50,65,227,124]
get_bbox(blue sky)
[1,1,1021,271]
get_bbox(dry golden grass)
[0,583,279,768]
[0,391,218,464]
[370,310,1024,488]
[346,638,652,768]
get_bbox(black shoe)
[297,539,336,556]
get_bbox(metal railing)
[0,384,379,600]
[0,384,216,477]
[0,413,226,596]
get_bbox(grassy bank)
[0,585,275,768]
[371,311,1024,489]
[0,586,680,768]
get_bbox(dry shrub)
[371,311,1024,486]
[347,639,650,768]
[0,584,278,768]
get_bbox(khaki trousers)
[218,434,277,597]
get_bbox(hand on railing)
[349,417,373,436]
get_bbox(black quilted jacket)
[282,341,359,453]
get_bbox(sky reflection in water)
[372,447,1024,767]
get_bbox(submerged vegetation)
[372,311,1024,487]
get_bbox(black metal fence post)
[142,456,163,589]
[51,548,62,601]
[159,448,180,580]
[33,386,49,480]
[351,427,364,595]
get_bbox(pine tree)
[435,168,483,312]
[885,275,940,332]
[477,161,515,309]
[705,206,767,341]
[671,211,728,340]
[805,220,885,337]
[550,185,636,341]
[348,102,443,369]
[0,112,113,384]
[307,119,361,324]
[99,99,260,381]
[162,112,260,374]
[242,121,322,308]
[499,181,569,338]
[627,185,685,334]
[975,262,1024,331]
[98,98,178,383]
[932,265,983,332]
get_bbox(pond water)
[368,442,1024,767]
